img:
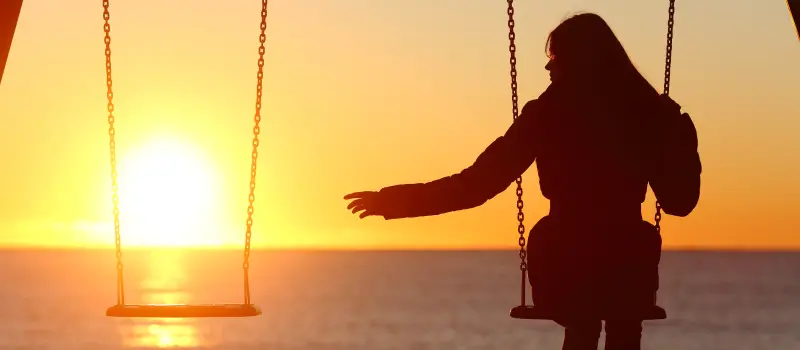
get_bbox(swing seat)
[106,303,262,318]
[509,304,666,321]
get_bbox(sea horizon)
[1,246,798,253]
[0,248,797,349]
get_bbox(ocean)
[0,249,797,350]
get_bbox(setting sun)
[1,0,799,252]
[116,138,226,247]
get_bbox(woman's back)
[534,79,662,213]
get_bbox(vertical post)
[0,0,23,85]
[789,0,799,40]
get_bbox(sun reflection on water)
[121,250,203,348]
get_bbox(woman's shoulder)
[520,83,552,111]
[519,82,568,119]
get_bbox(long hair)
[543,13,667,176]
[545,13,659,99]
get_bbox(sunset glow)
[117,138,225,247]
[120,251,203,348]
[0,0,799,250]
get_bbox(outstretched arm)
[346,100,543,220]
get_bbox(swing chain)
[507,0,527,301]
[101,0,268,307]
[243,0,269,305]
[103,0,125,306]
[662,0,676,97]
[655,0,676,235]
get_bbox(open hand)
[344,191,385,219]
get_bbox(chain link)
[662,0,675,97]
[103,0,124,306]
[656,0,676,236]
[506,0,527,306]
[650,0,677,306]
[243,0,269,305]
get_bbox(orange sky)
[0,1,798,250]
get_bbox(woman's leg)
[560,319,602,350]
[604,320,643,350]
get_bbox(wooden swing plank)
[510,305,666,321]
[106,304,262,318]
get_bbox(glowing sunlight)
[121,251,202,348]
[117,138,225,247]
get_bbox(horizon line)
[0,246,798,253]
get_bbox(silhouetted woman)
[344,13,701,350]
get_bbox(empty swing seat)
[106,304,262,318]
[510,304,666,321]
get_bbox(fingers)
[346,198,365,210]
[359,210,378,219]
[350,203,365,214]
[349,204,379,219]
[343,191,377,200]
[344,190,382,219]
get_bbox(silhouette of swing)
[101,0,269,318]
[505,0,677,321]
